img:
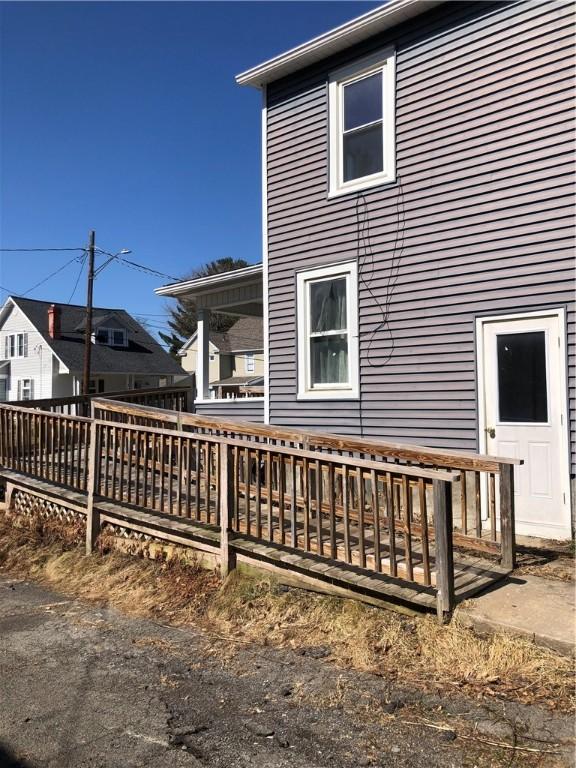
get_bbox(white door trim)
[476,308,571,536]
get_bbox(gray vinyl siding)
[265,0,576,470]
[195,399,265,423]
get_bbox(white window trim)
[328,48,396,198]
[4,333,28,359]
[18,378,33,400]
[297,261,359,400]
[245,352,255,373]
[96,327,128,346]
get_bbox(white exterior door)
[479,311,571,539]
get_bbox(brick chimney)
[48,304,61,339]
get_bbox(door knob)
[485,426,496,439]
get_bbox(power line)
[21,255,83,298]
[0,247,85,253]
[116,256,181,283]
[67,253,87,304]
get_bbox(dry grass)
[209,572,575,711]
[0,513,573,712]
[0,515,220,623]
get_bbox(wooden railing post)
[433,478,455,621]
[85,409,100,554]
[219,442,236,578]
[499,462,516,570]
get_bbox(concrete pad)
[459,574,575,656]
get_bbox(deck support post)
[219,442,236,578]
[499,462,516,570]
[433,478,455,622]
[85,409,100,554]
[4,482,15,512]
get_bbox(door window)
[496,331,548,423]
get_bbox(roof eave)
[235,0,443,88]
[155,264,263,298]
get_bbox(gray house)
[157,0,575,540]
[0,297,185,400]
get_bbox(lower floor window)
[296,261,359,399]
[88,378,105,394]
[18,379,33,400]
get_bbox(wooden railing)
[89,414,459,613]
[0,399,519,616]
[92,399,520,569]
[13,383,194,417]
[0,404,91,491]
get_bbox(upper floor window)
[329,49,395,197]
[4,333,28,359]
[297,261,359,400]
[95,327,128,347]
[245,352,255,373]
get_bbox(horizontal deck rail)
[12,383,194,417]
[92,398,519,569]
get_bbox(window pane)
[311,334,348,385]
[310,278,347,333]
[343,123,383,182]
[113,330,124,345]
[497,332,548,423]
[96,329,108,343]
[343,72,382,131]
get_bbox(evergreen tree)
[160,257,249,356]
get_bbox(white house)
[0,296,185,401]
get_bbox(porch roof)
[155,264,263,317]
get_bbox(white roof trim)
[236,0,442,88]
[155,264,263,298]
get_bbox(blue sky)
[0,1,377,339]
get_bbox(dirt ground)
[0,574,573,768]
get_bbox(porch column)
[196,308,210,400]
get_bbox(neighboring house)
[179,317,264,399]
[0,297,185,401]
[157,0,575,540]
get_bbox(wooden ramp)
[1,472,510,615]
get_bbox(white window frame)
[4,333,28,359]
[96,327,128,346]
[18,378,33,400]
[245,352,255,373]
[328,48,396,198]
[297,261,359,400]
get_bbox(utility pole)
[82,230,96,396]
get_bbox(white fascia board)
[155,264,263,298]
[236,0,442,88]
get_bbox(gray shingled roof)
[12,297,184,375]
[209,317,263,353]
